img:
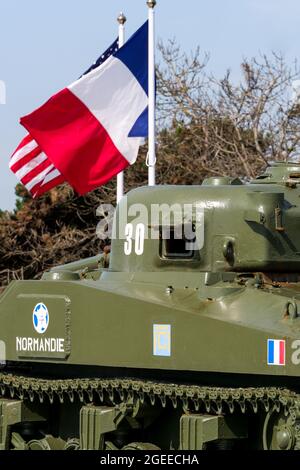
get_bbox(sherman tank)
[2,161,300,450]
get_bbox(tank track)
[1,372,300,449]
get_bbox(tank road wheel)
[122,442,161,450]
[263,409,295,450]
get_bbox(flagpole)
[116,12,127,203]
[147,0,156,186]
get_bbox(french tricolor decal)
[267,339,285,366]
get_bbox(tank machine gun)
[1,162,300,449]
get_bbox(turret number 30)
[124,223,145,255]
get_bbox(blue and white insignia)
[153,324,171,357]
[33,303,49,334]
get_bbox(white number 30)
[124,223,145,256]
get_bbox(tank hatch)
[252,161,300,185]
[202,176,243,186]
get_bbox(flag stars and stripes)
[18,22,148,195]
[9,135,63,197]
[81,38,119,77]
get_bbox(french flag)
[19,22,148,195]
[267,339,285,366]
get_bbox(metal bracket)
[80,403,137,450]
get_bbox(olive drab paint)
[2,161,300,449]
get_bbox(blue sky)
[1,0,300,209]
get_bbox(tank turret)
[110,163,300,273]
[252,161,300,184]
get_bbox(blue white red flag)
[11,22,148,196]
[81,39,119,77]
[10,38,120,197]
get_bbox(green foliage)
[14,183,32,213]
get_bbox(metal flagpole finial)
[147,0,157,8]
[117,12,127,24]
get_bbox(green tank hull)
[1,162,300,450]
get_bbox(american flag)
[10,39,119,197]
